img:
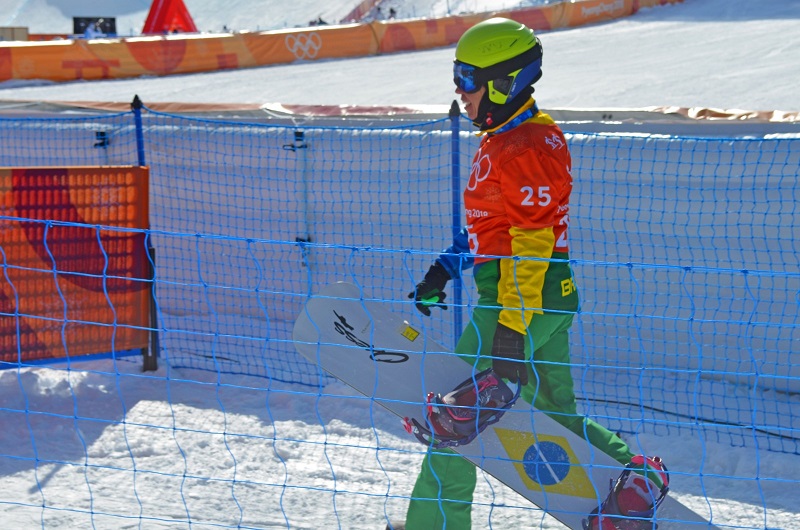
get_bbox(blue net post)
[132,94,158,371]
[131,95,146,166]
[449,100,463,342]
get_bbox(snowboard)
[292,282,719,530]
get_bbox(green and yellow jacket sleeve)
[498,226,554,334]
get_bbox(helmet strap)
[474,84,535,131]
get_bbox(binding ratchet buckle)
[403,369,520,449]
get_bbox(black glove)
[491,323,529,386]
[408,261,451,316]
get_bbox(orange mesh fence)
[0,166,150,364]
[1,0,682,83]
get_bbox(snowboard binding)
[583,455,670,530]
[403,368,520,449]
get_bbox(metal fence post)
[131,95,146,166]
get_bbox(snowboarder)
[397,17,668,530]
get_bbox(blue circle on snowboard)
[522,441,570,485]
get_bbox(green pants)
[405,263,635,530]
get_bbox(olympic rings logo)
[285,32,322,60]
[467,151,492,191]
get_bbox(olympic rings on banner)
[285,33,322,60]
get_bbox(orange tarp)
[0,0,683,83]
[0,166,151,363]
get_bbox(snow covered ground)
[1,0,799,529]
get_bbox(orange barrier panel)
[370,14,486,53]
[0,0,682,83]
[240,25,378,65]
[369,0,683,52]
[0,25,378,81]
[0,166,150,364]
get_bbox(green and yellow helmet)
[454,17,543,105]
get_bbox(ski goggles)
[453,41,544,98]
[453,61,481,93]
